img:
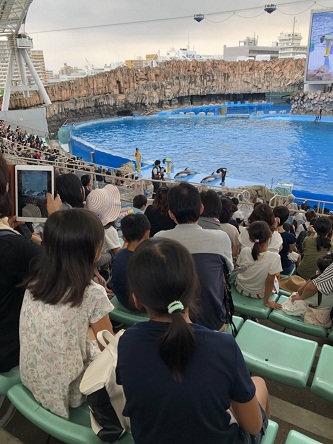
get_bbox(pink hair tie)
[254,239,260,243]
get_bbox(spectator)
[297,217,333,280]
[116,237,270,444]
[219,197,240,259]
[155,182,233,331]
[86,185,121,267]
[81,174,92,200]
[20,209,114,419]
[198,189,222,230]
[239,204,282,253]
[133,194,147,214]
[111,214,150,309]
[56,173,84,210]
[273,206,297,275]
[235,221,282,310]
[0,154,42,372]
[145,187,175,237]
[295,210,317,238]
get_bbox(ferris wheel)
[0,0,51,112]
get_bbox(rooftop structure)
[278,31,307,59]
[223,36,279,61]
[223,32,307,61]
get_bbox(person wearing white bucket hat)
[86,185,122,266]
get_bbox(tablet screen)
[17,169,52,219]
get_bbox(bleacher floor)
[1,320,333,444]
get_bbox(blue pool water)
[73,116,333,195]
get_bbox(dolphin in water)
[174,167,197,178]
[200,172,220,183]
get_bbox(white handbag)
[281,296,307,317]
[80,330,131,442]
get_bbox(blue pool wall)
[71,135,135,168]
[68,106,333,207]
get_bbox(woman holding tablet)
[0,154,42,372]
[0,154,61,372]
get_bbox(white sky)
[25,0,333,72]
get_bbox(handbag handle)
[96,330,117,349]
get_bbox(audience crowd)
[1,123,333,443]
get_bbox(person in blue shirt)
[133,194,147,214]
[116,237,270,444]
[111,214,150,309]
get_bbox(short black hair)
[133,194,147,209]
[56,173,84,208]
[273,206,289,226]
[200,189,222,218]
[81,174,91,187]
[121,214,150,242]
[167,183,201,223]
[219,197,233,223]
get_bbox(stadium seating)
[236,320,318,388]
[311,344,333,403]
[7,384,134,444]
[285,430,321,443]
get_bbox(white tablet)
[15,165,54,222]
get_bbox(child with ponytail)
[116,238,270,444]
[235,221,283,309]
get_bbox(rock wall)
[291,91,333,115]
[8,58,305,128]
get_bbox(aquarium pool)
[72,115,333,196]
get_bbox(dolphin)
[200,172,220,183]
[174,167,197,178]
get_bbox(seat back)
[191,253,232,330]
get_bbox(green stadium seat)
[328,329,333,343]
[7,384,134,444]
[311,344,333,403]
[268,295,329,338]
[235,320,318,388]
[226,315,244,335]
[231,285,279,319]
[278,289,292,296]
[0,366,21,427]
[109,296,149,326]
[285,430,321,443]
[262,420,279,444]
[0,366,20,396]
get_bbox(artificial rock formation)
[8,58,306,127]
[291,91,333,115]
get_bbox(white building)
[0,39,47,88]
[277,32,307,59]
[223,37,279,61]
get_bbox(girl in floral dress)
[20,208,114,419]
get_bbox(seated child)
[111,214,150,309]
[133,194,147,214]
[235,221,282,310]
[273,206,297,275]
[116,238,270,444]
[20,209,114,419]
[284,252,333,327]
[86,185,121,268]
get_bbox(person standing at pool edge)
[134,148,141,172]
[152,160,164,197]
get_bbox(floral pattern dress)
[19,281,113,419]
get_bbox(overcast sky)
[25,0,333,72]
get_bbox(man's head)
[154,160,161,167]
[200,189,221,219]
[81,174,91,188]
[121,214,150,244]
[167,183,202,224]
[133,194,147,210]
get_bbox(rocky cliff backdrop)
[8,58,308,128]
